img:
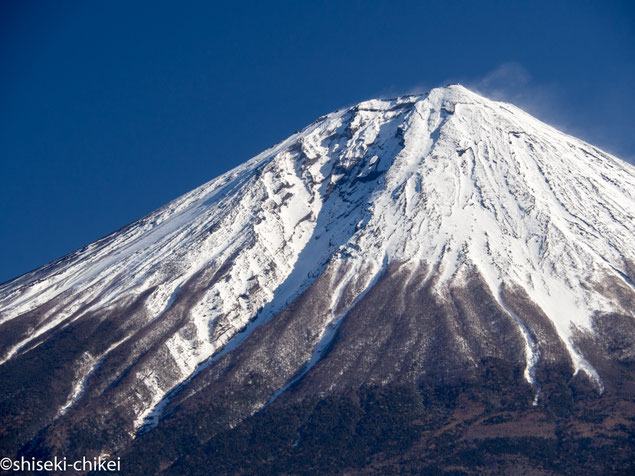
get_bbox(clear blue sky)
[1,0,634,284]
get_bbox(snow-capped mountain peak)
[0,86,633,450]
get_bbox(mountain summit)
[1,85,633,473]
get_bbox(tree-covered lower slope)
[119,362,634,475]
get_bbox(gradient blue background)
[1,0,634,284]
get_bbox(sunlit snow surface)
[1,86,633,427]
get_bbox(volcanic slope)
[0,85,633,473]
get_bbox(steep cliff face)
[0,85,633,471]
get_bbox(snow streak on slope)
[0,86,633,426]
